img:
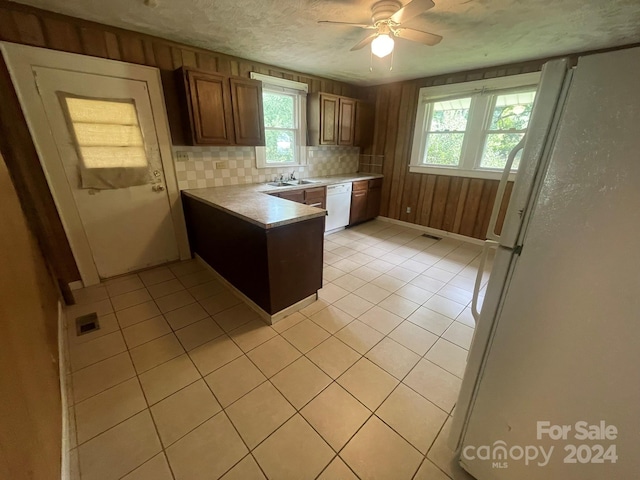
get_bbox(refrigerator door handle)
[486,138,526,241]
[471,240,499,323]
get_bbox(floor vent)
[422,233,442,240]
[75,312,100,336]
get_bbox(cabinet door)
[354,101,374,148]
[230,77,265,146]
[338,98,356,146]
[366,185,382,220]
[349,190,368,225]
[319,94,339,145]
[279,189,305,204]
[185,70,235,145]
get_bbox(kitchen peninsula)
[181,173,382,323]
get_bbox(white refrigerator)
[449,46,640,480]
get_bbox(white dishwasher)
[325,182,352,233]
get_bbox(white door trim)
[0,42,190,286]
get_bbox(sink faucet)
[289,172,296,181]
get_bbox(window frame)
[250,73,308,169]
[409,73,540,180]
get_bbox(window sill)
[409,165,516,181]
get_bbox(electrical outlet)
[175,151,189,162]
[216,161,229,169]
[406,207,411,214]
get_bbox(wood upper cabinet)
[183,69,235,145]
[338,98,356,146]
[177,68,265,146]
[309,92,367,147]
[230,77,265,146]
[319,93,339,145]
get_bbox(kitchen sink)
[267,179,318,187]
[285,180,317,186]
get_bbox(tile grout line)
[70,223,483,479]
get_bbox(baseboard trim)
[376,217,485,246]
[68,281,83,291]
[195,255,317,325]
[58,301,70,480]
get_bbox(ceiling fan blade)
[390,0,435,25]
[395,28,442,46]
[350,33,377,51]
[318,20,376,29]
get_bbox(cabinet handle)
[308,202,322,207]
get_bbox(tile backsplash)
[173,146,360,190]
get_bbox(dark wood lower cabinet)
[304,186,326,209]
[278,189,305,203]
[366,178,382,219]
[350,178,383,226]
[271,186,327,209]
[182,194,324,315]
[349,189,368,225]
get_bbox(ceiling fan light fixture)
[371,33,394,58]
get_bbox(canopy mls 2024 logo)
[462,421,618,469]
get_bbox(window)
[250,73,308,168]
[410,73,540,179]
[63,97,148,169]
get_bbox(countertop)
[182,172,383,229]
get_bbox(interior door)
[34,66,180,280]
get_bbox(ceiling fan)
[318,0,442,59]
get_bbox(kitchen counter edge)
[182,173,383,229]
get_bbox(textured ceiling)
[12,0,640,85]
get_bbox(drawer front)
[278,189,305,203]
[304,186,326,200]
[352,180,369,191]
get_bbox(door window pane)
[63,97,148,169]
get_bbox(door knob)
[152,184,165,192]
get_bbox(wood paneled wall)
[0,152,61,480]
[0,0,360,289]
[362,61,549,239]
[0,44,79,298]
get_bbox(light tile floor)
[65,219,492,480]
